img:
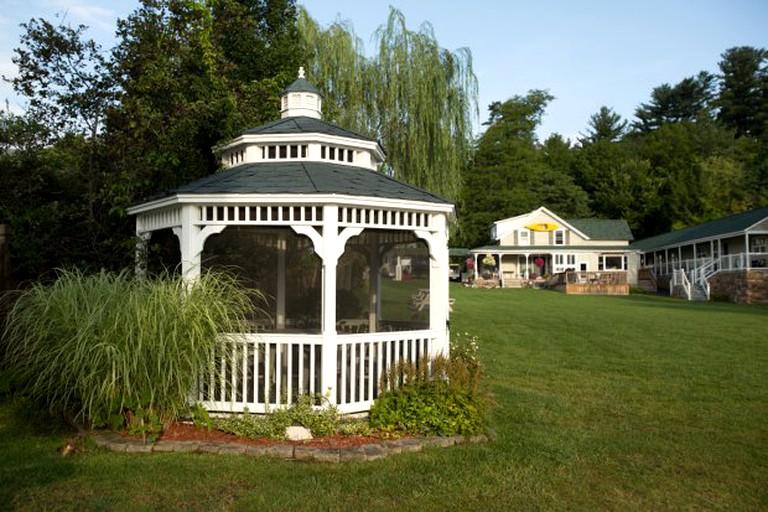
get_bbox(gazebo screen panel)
[202,226,321,332]
[339,230,429,332]
[145,228,181,277]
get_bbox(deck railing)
[559,271,627,285]
[198,330,439,414]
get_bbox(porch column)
[499,254,505,287]
[745,233,750,269]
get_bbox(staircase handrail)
[672,269,691,300]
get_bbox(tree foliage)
[7,16,115,143]
[717,46,768,139]
[298,6,477,202]
[580,106,627,144]
[1,0,767,288]
[633,72,717,133]
[457,91,590,247]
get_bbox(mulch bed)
[156,422,390,449]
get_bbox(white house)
[470,206,639,293]
[633,206,768,302]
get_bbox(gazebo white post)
[174,205,225,282]
[308,205,363,405]
[416,214,449,358]
[368,233,381,333]
[473,253,479,281]
[318,205,340,404]
[276,233,286,329]
[135,230,151,277]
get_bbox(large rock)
[285,426,313,441]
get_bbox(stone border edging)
[91,431,489,462]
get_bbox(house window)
[753,237,767,253]
[518,229,530,246]
[554,229,565,245]
[601,255,624,270]
[567,254,576,266]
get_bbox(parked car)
[449,264,462,281]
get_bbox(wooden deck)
[551,271,629,296]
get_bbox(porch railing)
[198,330,439,414]
[650,252,768,277]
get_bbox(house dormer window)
[553,229,565,245]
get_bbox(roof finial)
[298,66,305,79]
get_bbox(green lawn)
[2,287,767,511]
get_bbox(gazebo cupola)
[280,66,322,119]
[127,69,455,415]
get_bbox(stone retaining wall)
[709,270,768,304]
[92,431,490,463]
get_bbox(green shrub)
[369,332,488,437]
[215,394,344,439]
[2,269,255,430]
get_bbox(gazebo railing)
[198,330,439,414]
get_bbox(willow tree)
[298,7,477,202]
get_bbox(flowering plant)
[450,331,480,367]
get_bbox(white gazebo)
[127,68,455,413]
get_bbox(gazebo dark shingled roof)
[169,161,450,204]
[281,75,322,96]
[241,115,379,144]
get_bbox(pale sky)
[1,0,767,142]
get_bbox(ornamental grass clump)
[2,269,254,434]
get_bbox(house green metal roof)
[165,161,450,204]
[632,206,768,252]
[567,218,634,241]
[241,116,378,145]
